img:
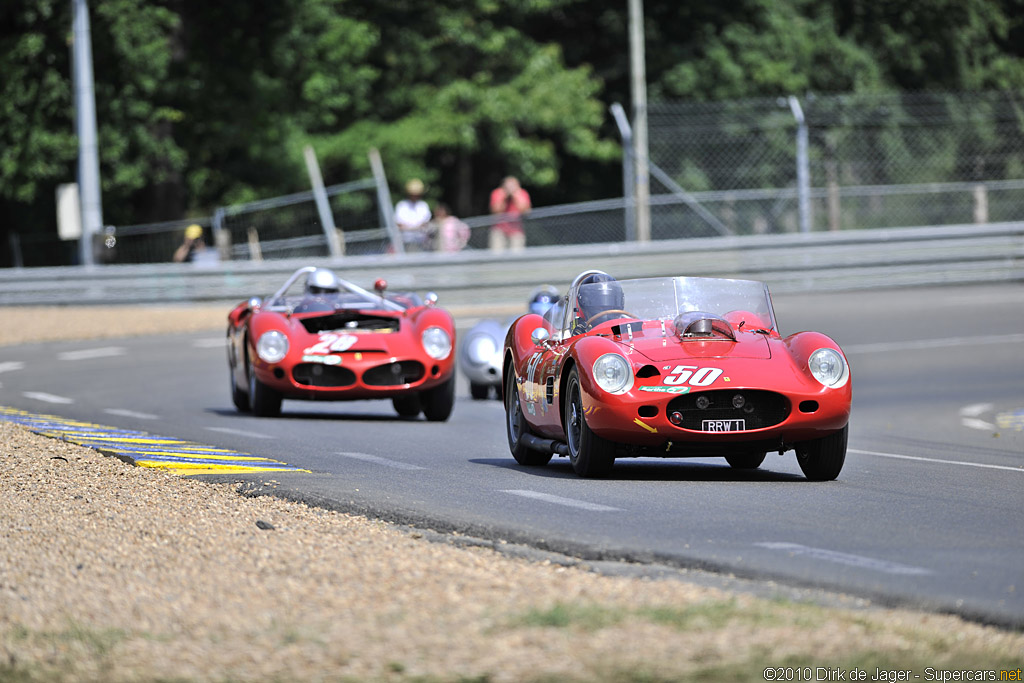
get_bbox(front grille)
[293,363,356,387]
[666,389,790,431]
[363,360,425,386]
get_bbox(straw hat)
[405,179,425,195]
[185,224,203,240]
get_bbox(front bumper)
[253,353,455,400]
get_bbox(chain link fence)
[10,90,1023,267]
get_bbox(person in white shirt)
[394,178,432,252]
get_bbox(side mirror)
[424,291,438,306]
[531,327,550,346]
[248,297,262,310]
[374,278,388,294]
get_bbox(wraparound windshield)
[565,276,776,336]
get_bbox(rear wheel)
[421,376,455,422]
[564,367,616,478]
[470,382,491,400]
[392,394,421,418]
[725,452,766,469]
[505,369,552,466]
[247,355,282,417]
[796,425,848,481]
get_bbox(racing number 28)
[664,365,723,386]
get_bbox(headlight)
[808,348,847,387]
[256,330,289,363]
[592,353,633,394]
[422,326,452,360]
[466,335,497,365]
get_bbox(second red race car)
[228,266,456,420]
[503,270,852,479]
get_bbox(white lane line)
[502,489,622,512]
[960,403,994,417]
[336,451,425,470]
[959,403,997,431]
[193,338,226,349]
[104,409,160,419]
[206,426,275,439]
[57,346,126,361]
[22,391,74,404]
[849,448,1024,473]
[843,333,1024,354]
[0,361,26,373]
[105,408,159,420]
[755,542,933,576]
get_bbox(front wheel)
[796,425,848,481]
[725,452,766,469]
[420,376,455,422]
[564,367,616,478]
[248,356,282,417]
[505,369,552,466]
[392,394,421,418]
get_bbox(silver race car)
[459,285,559,399]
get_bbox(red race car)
[228,266,456,420]
[503,270,851,479]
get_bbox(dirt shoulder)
[1,306,1021,682]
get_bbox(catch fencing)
[7,90,1024,267]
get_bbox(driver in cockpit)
[294,268,342,313]
[573,273,625,333]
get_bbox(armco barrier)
[1,223,1021,315]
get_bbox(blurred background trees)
[2,0,1022,243]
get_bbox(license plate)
[702,419,745,432]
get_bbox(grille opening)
[364,361,425,386]
[293,363,356,387]
[799,400,819,413]
[637,405,658,418]
[636,365,660,378]
[667,390,790,430]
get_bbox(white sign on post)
[56,183,82,241]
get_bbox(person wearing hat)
[173,223,217,264]
[394,178,432,252]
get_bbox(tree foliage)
[1,0,1023,256]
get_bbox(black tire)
[725,452,766,469]
[421,376,455,422]
[505,369,552,466]
[230,367,250,412]
[392,394,421,418]
[248,355,282,417]
[229,330,250,412]
[564,367,616,478]
[796,424,848,481]
[470,382,491,400]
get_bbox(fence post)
[303,145,343,258]
[609,103,636,242]
[788,96,811,234]
[368,148,403,254]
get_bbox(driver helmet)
[576,274,623,324]
[528,285,559,316]
[305,268,341,295]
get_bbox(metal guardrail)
[2,223,1021,311]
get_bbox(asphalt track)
[1,283,1022,627]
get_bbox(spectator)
[394,178,432,252]
[489,175,531,252]
[432,203,470,253]
[173,223,219,265]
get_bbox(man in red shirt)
[489,176,531,252]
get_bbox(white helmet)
[305,268,341,295]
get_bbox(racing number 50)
[664,365,723,387]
